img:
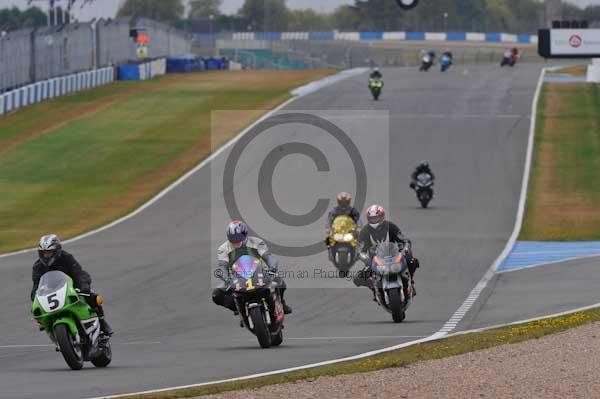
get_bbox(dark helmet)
[336,192,353,211]
[226,220,248,244]
[38,234,62,267]
[419,160,429,169]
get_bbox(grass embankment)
[114,307,600,399]
[0,70,334,253]
[555,65,588,76]
[520,82,600,240]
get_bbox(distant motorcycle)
[367,241,414,323]
[501,53,518,67]
[327,215,360,274]
[413,172,434,208]
[420,54,434,71]
[440,54,452,72]
[369,78,384,100]
[230,255,285,348]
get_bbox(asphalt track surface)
[0,64,553,399]
[467,256,600,330]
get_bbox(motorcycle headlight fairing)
[334,233,354,242]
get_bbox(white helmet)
[38,234,62,266]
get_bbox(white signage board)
[550,29,600,56]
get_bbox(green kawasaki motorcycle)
[31,271,112,370]
[369,78,384,100]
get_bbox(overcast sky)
[0,0,598,21]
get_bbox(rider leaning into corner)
[31,234,113,336]
[212,220,292,315]
[442,49,454,63]
[410,161,435,190]
[353,205,420,301]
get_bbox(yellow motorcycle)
[327,215,360,272]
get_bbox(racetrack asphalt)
[0,64,553,399]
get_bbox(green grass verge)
[520,82,600,240]
[554,65,587,76]
[113,306,600,399]
[0,70,334,253]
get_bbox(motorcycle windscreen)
[417,173,432,185]
[372,242,406,273]
[375,241,401,259]
[37,271,68,296]
[332,215,355,234]
[232,255,262,280]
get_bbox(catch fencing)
[0,17,192,93]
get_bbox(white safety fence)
[587,59,600,83]
[142,58,166,80]
[0,67,114,116]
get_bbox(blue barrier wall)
[308,32,335,41]
[485,33,502,42]
[360,32,384,40]
[405,32,426,41]
[446,32,467,41]
[118,64,140,81]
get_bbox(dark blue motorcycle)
[440,54,453,72]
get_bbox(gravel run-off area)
[201,322,600,399]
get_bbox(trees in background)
[116,0,185,23]
[287,9,333,31]
[189,0,222,19]
[239,0,289,31]
[0,6,46,31]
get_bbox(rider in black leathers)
[370,67,383,80]
[410,161,435,190]
[353,206,420,299]
[326,192,361,228]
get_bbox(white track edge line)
[86,68,549,399]
[436,67,546,335]
[450,302,600,335]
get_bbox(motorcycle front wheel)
[387,289,406,323]
[249,306,271,348]
[55,324,84,370]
